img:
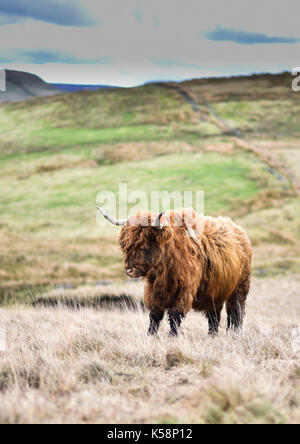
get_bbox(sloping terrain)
[0,72,299,296]
[0,70,61,104]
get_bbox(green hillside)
[0,73,299,300]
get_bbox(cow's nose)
[126,268,134,276]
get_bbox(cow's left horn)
[153,211,165,228]
[96,207,128,226]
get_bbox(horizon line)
[3,67,292,89]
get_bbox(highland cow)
[97,207,252,336]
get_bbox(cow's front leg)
[168,309,183,336]
[148,307,164,335]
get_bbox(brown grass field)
[0,276,300,424]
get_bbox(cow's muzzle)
[126,268,143,278]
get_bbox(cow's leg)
[148,307,164,335]
[226,295,246,332]
[226,274,250,332]
[168,309,183,336]
[226,298,245,332]
[206,306,222,336]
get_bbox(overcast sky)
[0,0,299,86]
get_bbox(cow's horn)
[153,211,165,228]
[96,207,128,226]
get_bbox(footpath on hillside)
[157,81,300,197]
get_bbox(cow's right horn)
[96,207,128,226]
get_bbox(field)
[0,73,299,423]
[1,277,300,424]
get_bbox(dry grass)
[93,141,196,165]
[182,73,295,104]
[0,275,299,424]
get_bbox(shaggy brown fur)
[118,208,252,336]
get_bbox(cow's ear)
[157,226,174,244]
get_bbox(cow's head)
[97,208,173,278]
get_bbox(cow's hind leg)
[168,309,183,336]
[148,307,164,335]
[206,305,222,336]
[226,297,244,332]
[226,275,250,332]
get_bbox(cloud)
[206,26,300,45]
[132,8,143,23]
[0,0,97,27]
[0,12,23,25]
[0,49,110,65]
[1,1,299,86]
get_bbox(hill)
[0,70,61,103]
[0,72,299,295]
[52,83,118,92]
